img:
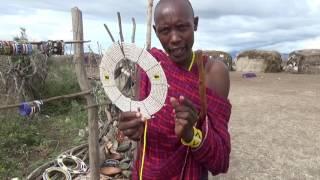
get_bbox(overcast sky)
[0,0,319,53]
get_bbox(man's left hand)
[170,96,199,142]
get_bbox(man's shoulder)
[205,58,228,73]
[149,47,164,55]
[205,58,230,99]
[149,47,168,62]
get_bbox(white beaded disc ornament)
[100,43,168,119]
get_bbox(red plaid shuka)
[132,48,232,180]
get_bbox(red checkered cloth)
[132,48,232,180]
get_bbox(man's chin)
[170,56,184,64]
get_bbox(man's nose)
[170,31,182,44]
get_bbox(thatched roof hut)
[235,50,282,73]
[285,49,320,74]
[203,50,233,71]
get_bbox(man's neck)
[182,52,194,71]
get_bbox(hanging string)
[139,120,148,180]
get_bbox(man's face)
[154,2,197,65]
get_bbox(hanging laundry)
[0,40,66,56]
[46,40,65,55]
[0,41,14,55]
[0,41,33,56]
[19,100,43,117]
[38,42,48,55]
[27,44,32,55]
[13,43,33,55]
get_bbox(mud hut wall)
[287,54,320,74]
[235,57,268,72]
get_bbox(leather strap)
[195,50,208,127]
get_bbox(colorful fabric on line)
[132,48,232,180]
[0,41,14,55]
[14,43,33,56]
[0,40,66,56]
[0,41,33,56]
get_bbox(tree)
[13,27,28,43]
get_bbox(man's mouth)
[169,47,185,58]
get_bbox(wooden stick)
[71,7,100,180]
[132,17,136,43]
[146,0,154,50]
[196,50,207,128]
[84,102,109,109]
[27,161,55,180]
[104,24,115,43]
[0,90,91,110]
[97,41,103,56]
[135,0,154,100]
[117,12,124,43]
[67,143,88,155]
[74,147,89,157]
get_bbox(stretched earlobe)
[153,25,159,38]
[194,17,199,31]
[153,25,157,33]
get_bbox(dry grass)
[237,50,281,60]
[211,72,320,180]
[290,49,320,57]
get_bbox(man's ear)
[194,16,199,31]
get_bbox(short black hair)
[185,0,194,16]
[155,0,194,17]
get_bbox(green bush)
[41,57,82,115]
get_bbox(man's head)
[153,0,198,66]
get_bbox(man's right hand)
[118,111,145,141]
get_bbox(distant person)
[119,0,232,179]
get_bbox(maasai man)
[119,0,232,179]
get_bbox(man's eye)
[178,25,188,31]
[159,28,169,34]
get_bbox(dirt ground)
[210,72,320,180]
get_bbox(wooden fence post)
[71,7,100,180]
[146,0,154,50]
